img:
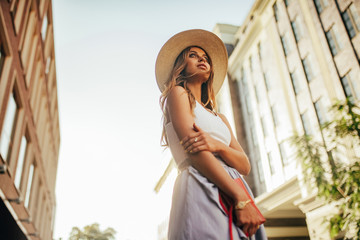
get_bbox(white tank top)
[165,101,231,170]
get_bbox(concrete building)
[0,0,60,239]
[214,0,360,239]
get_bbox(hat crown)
[155,29,228,95]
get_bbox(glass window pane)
[0,93,18,161]
[314,0,323,13]
[14,136,27,189]
[250,122,258,146]
[25,164,34,208]
[302,57,313,82]
[341,74,354,100]
[41,13,48,40]
[258,42,263,60]
[291,19,302,42]
[241,67,247,85]
[279,142,289,165]
[314,99,327,125]
[273,3,279,22]
[290,70,300,94]
[350,4,360,32]
[281,35,289,56]
[254,85,260,102]
[261,117,268,137]
[326,29,337,56]
[249,55,253,72]
[271,105,280,126]
[349,71,360,100]
[343,10,356,38]
[264,72,271,91]
[301,112,312,135]
[0,43,5,76]
[257,160,265,182]
[268,152,276,175]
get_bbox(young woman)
[156,29,267,240]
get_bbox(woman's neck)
[187,82,202,102]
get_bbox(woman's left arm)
[181,113,251,175]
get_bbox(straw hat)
[155,29,228,94]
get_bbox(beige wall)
[216,0,360,238]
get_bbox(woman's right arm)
[166,86,262,236]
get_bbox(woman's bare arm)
[217,113,251,175]
[166,86,248,202]
[179,112,251,175]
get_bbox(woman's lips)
[197,64,207,69]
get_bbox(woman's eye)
[189,53,196,58]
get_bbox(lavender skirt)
[168,159,267,240]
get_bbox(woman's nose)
[198,56,206,62]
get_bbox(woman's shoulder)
[166,86,191,111]
[167,86,188,103]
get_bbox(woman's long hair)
[159,46,216,147]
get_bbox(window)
[268,152,276,175]
[264,72,271,91]
[257,160,265,182]
[249,55,255,72]
[281,34,290,56]
[314,98,327,126]
[245,94,252,114]
[250,121,258,146]
[291,18,302,42]
[25,163,34,208]
[258,42,263,60]
[261,117,268,137]
[271,105,280,126]
[279,141,289,165]
[325,25,343,56]
[254,85,260,102]
[314,0,329,14]
[273,3,279,22]
[14,136,27,189]
[342,4,360,39]
[340,72,358,101]
[290,70,301,94]
[0,93,18,161]
[41,13,48,41]
[45,56,51,74]
[302,56,314,82]
[10,0,20,19]
[301,111,312,135]
[0,40,5,77]
[241,67,247,85]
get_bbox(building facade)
[215,0,360,239]
[0,0,60,239]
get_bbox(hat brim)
[155,29,228,95]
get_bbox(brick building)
[0,0,60,239]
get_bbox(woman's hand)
[234,203,263,237]
[180,123,224,154]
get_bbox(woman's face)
[183,47,211,82]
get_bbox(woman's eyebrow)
[189,50,208,57]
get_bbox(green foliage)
[290,99,360,239]
[69,223,116,240]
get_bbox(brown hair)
[159,46,216,147]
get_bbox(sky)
[52,1,255,239]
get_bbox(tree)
[69,223,116,240]
[290,99,360,239]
